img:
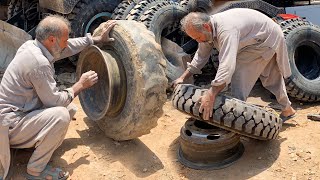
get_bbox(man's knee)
[52,107,71,126]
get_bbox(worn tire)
[179,0,213,12]
[139,1,189,81]
[7,0,21,19]
[172,84,282,140]
[112,0,142,20]
[278,18,320,102]
[126,0,169,21]
[67,0,121,65]
[77,20,167,140]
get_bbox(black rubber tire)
[7,0,21,19]
[172,84,282,140]
[67,0,121,65]
[278,18,320,102]
[126,0,169,21]
[111,0,142,20]
[77,20,168,140]
[68,0,121,38]
[139,1,189,82]
[179,0,213,12]
[140,1,187,43]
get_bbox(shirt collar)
[210,16,217,38]
[34,39,55,63]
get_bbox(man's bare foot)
[280,106,296,117]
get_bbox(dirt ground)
[6,83,320,180]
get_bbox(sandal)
[25,165,69,180]
[280,113,297,122]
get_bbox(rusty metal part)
[77,45,127,121]
[178,118,244,170]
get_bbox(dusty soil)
[7,83,320,180]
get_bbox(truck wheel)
[67,0,121,65]
[172,84,282,140]
[111,0,142,20]
[279,18,320,102]
[77,20,167,140]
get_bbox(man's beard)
[51,40,64,59]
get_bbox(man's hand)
[92,20,117,44]
[172,77,184,88]
[78,70,98,89]
[199,89,216,120]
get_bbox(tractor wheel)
[279,18,320,102]
[77,20,167,140]
[172,84,282,140]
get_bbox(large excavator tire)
[77,20,167,140]
[278,18,320,102]
[172,84,282,140]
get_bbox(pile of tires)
[274,16,320,102]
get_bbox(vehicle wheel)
[111,0,142,20]
[172,84,282,140]
[67,0,121,65]
[179,0,213,12]
[77,20,167,140]
[279,18,320,102]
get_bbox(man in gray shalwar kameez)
[173,9,296,121]
[0,15,116,179]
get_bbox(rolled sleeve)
[187,42,213,74]
[211,29,240,86]
[57,33,94,60]
[28,65,73,107]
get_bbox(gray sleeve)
[28,65,73,108]
[56,33,94,61]
[211,29,240,86]
[187,42,213,74]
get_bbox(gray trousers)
[231,52,291,110]
[7,103,77,173]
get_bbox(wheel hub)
[178,118,244,170]
[77,45,127,121]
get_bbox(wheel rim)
[84,12,112,34]
[294,41,320,80]
[78,46,127,121]
[178,119,244,170]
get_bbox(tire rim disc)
[177,119,245,170]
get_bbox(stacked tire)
[275,17,320,102]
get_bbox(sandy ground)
[6,83,320,180]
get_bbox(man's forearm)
[180,69,193,80]
[208,83,226,97]
[71,82,84,97]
